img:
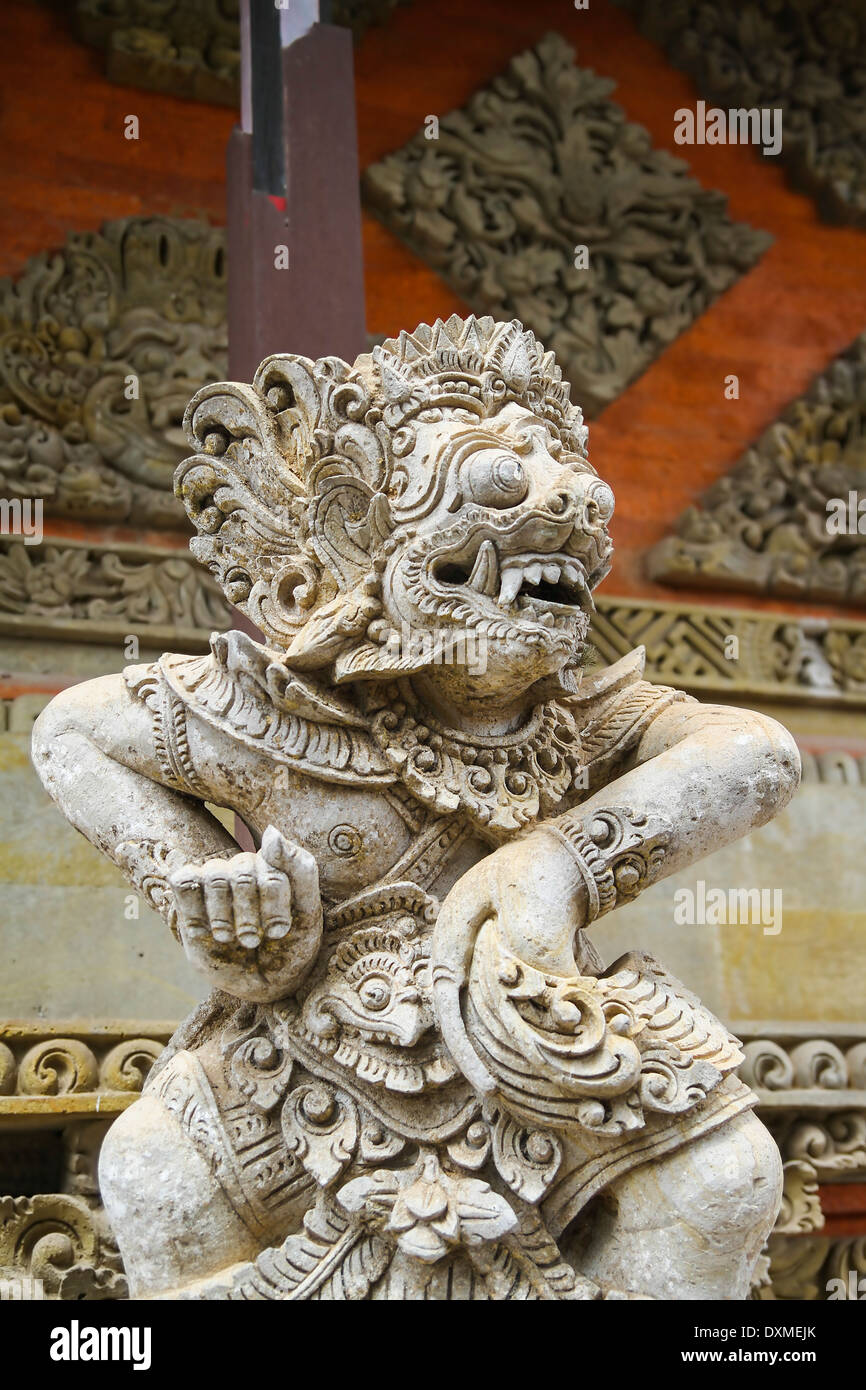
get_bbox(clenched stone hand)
[169,826,322,1002]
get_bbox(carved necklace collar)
[366,684,585,840]
[161,631,598,840]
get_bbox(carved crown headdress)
[175,315,591,646]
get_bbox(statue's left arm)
[432,701,799,1085]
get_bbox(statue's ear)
[307,476,394,589]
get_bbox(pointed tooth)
[578,582,596,614]
[539,611,555,628]
[525,562,543,586]
[468,539,499,596]
[563,563,581,587]
[499,567,523,606]
[542,564,561,584]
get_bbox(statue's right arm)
[31,674,322,1001]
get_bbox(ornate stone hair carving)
[174,315,592,647]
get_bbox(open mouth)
[433,540,595,618]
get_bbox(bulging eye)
[464,450,528,509]
[585,481,615,524]
[358,976,392,1012]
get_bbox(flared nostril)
[546,489,572,515]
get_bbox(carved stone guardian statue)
[33,316,799,1299]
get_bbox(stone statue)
[33,316,799,1300]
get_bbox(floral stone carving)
[0,216,227,529]
[32,314,800,1299]
[648,331,866,606]
[616,0,866,228]
[0,536,231,646]
[363,33,771,415]
[75,0,411,105]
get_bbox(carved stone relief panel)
[0,216,227,529]
[648,332,866,606]
[363,32,772,415]
[74,0,411,105]
[590,595,866,707]
[0,536,231,649]
[617,0,866,228]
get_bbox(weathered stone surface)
[0,536,231,650]
[32,316,800,1298]
[599,780,866,1025]
[0,1191,126,1300]
[0,701,205,1020]
[757,1234,866,1301]
[591,596,866,706]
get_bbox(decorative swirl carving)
[775,1160,823,1237]
[590,595,866,706]
[0,1040,16,1095]
[0,538,231,642]
[99,1039,163,1093]
[619,0,866,228]
[327,823,363,858]
[16,1040,99,1096]
[790,1040,849,1091]
[222,1007,295,1114]
[548,804,671,923]
[457,924,741,1136]
[740,1040,795,1092]
[785,1112,866,1175]
[0,216,227,527]
[281,1082,359,1188]
[490,1110,562,1204]
[648,331,866,607]
[0,1193,126,1300]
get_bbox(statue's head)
[176,316,613,710]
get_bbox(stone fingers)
[228,853,261,948]
[260,826,320,927]
[257,853,292,941]
[201,859,238,943]
[168,831,321,952]
[169,867,208,939]
[170,856,268,948]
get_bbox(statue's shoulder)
[123,629,395,792]
[565,647,692,779]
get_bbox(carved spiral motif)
[0,1040,15,1095]
[327,824,363,858]
[491,1111,562,1203]
[0,1194,99,1270]
[786,1112,866,1171]
[99,1039,163,1093]
[740,1039,795,1091]
[16,1040,99,1096]
[790,1040,848,1090]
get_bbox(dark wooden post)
[227,0,367,382]
[226,4,368,843]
